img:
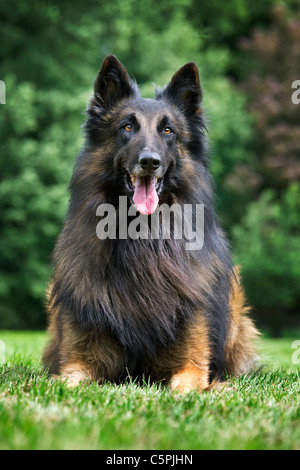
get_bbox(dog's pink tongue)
[133,176,159,215]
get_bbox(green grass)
[0,330,299,450]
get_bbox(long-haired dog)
[43,55,258,392]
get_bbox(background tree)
[231,5,300,332]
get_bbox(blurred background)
[0,0,299,336]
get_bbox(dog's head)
[85,55,206,215]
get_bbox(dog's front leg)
[57,316,125,387]
[168,313,211,393]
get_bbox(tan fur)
[225,266,260,376]
[153,312,211,392]
[170,365,209,393]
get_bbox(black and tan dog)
[43,55,259,392]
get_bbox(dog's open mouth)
[125,172,164,215]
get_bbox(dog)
[43,55,259,392]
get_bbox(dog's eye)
[124,124,132,132]
[164,127,172,135]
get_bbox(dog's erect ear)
[94,55,137,110]
[157,62,202,115]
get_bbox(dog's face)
[86,55,205,214]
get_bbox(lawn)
[0,330,299,450]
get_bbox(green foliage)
[239,4,300,189]
[0,77,86,327]
[0,1,98,326]
[203,60,254,227]
[233,184,300,331]
[230,5,300,329]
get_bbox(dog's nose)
[138,152,161,171]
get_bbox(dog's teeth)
[130,174,136,189]
[155,178,157,185]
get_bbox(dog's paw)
[61,364,91,388]
[170,365,209,394]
